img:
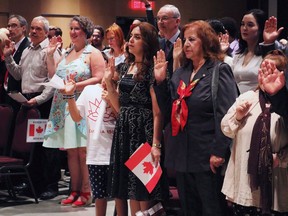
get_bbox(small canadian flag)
[125,142,162,193]
[26,119,48,142]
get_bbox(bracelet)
[152,143,161,149]
[63,94,75,99]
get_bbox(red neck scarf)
[171,78,201,136]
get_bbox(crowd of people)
[1,0,288,216]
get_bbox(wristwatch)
[152,143,161,149]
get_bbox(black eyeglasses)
[7,23,20,29]
[156,16,178,22]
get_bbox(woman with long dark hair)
[104,22,168,216]
[232,9,267,93]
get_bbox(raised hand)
[220,33,230,53]
[140,0,150,5]
[62,79,76,95]
[173,38,182,61]
[47,36,62,57]
[235,100,252,121]
[263,16,284,44]
[153,50,168,83]
[104,57,115,82]
[258,59,285,95]
[3,40,15,57]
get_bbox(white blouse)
[221,90,288,212]
[232,54,262,94]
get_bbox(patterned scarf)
[247,90,272,214]
[171,78,201,136]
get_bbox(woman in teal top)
[43,16,105,207]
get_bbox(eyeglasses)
[156,16,178,22]
[7,23,20,29]
[107,37,115,41]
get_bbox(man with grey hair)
[157,4,181,77]
[4,15,61,200]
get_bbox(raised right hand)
[173,38,182,62]
[258,59,285,95]
[47,36,62,57]
[263,16,284,44]
[153,50,168,83]
[3,40,15,57]
[104,57,115,82]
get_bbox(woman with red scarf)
[153,20,238,215]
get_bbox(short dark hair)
[94,25,105,38]
[220,17,238,39]
[49,26,62,37]
[207,19,226,35]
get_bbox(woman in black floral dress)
[104,22,168,216]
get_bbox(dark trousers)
[176,170,225,216]
[232,203,288,216]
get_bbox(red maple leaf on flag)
[142,161,154,175]
[36,126,43,134]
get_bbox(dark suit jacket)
[0,60,6,103]
[159,34,180,79]
[156,59,238,173]
[146,9,156,27]
[7,37,30,92]
[4,37,30,112]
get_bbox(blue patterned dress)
[43,44,93,149]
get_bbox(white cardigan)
[221,90,288,212]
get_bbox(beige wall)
[0,0,246,47]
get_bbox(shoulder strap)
[211,62,223,117]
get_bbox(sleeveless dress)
[43,44,93,149]
[108,63,168,201]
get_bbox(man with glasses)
[91,25,108,51]
[4,15,30,111]
[4,16,61,200]
[2,14,31,194]
[157,4,181,78]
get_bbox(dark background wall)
[0,0,286,47]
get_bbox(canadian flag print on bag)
[125,142,162,193]
[26,119,48,142]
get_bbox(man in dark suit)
[4,15,30,112]
[4,14,31,188]
[157,4,181,77]
[3,14,31,193]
